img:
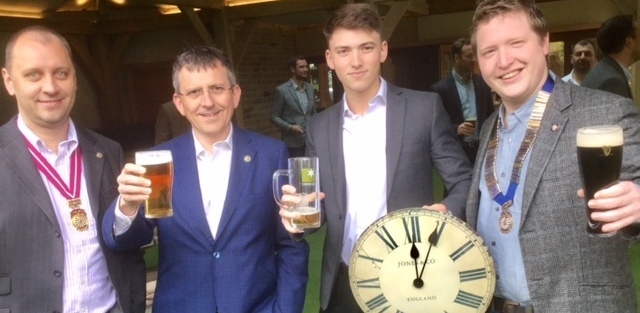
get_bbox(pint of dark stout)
[135,150,174,218]
[576,125,623,237]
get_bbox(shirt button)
[213,252,220,259]
[507,138,512,143]
[55,232,61,238]
[495,207,499,212]
[491,241,496,246]
[501,172,506,178]
[53,270,62,277]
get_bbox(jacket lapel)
[76,128,103,219]
[327,102,347,215]
[447,74,464,118]
[0,118,60,229]
[385,84,405,199]
[519,80,571,224]
[287,81,304,113]
[215,127,253,240]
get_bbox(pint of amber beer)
[135,150,174,218]
[576,125,623,237]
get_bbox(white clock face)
[349,209,495,313]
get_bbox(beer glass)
[135,150,174,218]
[273,157,321,229]
[576,125,623,237]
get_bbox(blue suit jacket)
[103,126,309,313]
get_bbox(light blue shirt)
[477,91,537,304]
[452,69,478,141]
[291,78,310,112]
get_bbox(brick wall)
[235,23,296,140]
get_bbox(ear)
[380,40,388,63]
[231,85,242,109]
[2,68,15,96]
[173,93,186,116]
[325,49,334,70]
[542,33,550,56]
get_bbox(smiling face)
[475,11,549,112]
[2,31,76,136]
[325,27,388,101]
[571,43,596,71]
[173,63,240,148]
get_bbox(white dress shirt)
[341,78,388,265]
[18,116,115,313]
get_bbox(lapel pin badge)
[551,124,558,132]
[96,152,103,158]
[244,155,251,163]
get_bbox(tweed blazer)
[306,82,472,310]
[466,79,639,312]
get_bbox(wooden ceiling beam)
[225,0,347,20]
[125,0,225,9]
[178,5,215,46]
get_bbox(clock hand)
[415,222,440,286]
[410,242,421,286]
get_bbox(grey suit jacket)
[466,80,639,312]
[582,56,633,99]
[306,83,472,310]
[0,117,146,312]
[271,79,316,148]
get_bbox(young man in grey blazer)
[279,3,472,312]
[0,26,145,312]
[470,0,640,312]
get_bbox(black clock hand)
[415,222,440,287]
[410,242,420,285]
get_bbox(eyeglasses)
[178,85,235,100]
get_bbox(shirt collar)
[17,114,78,154]
[614,59,632,81]
[341,77,388,118]
[193,125,234,157]
[452,68,470,84]
[498,72,555,130]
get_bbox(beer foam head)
[135,150,173,165]
[577,125,623,147]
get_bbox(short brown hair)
[323,3,382,41]
[470,0,547,47]
[172,46,237,93]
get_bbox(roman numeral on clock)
[375,225,399,251]
[453,290,483,309]
[402,216,421,243]
[366,293,390,311]
[449,240,473,261]
[357,277,381,289]
[459,268,487,282]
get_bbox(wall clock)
[349,208,495,312]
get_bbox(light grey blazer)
[466,79,639,312]
[0,117,146,312]
[270,80,316,148]
[306,83,472,310]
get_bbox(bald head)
[5,26,72,72]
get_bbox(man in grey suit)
[270,56,316,157]
[0,26,146,312]
[582,14,640,99]
[279,4,472,312]
[471,1,640,312]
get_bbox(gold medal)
[70,209,89,231]
[68,198,88,231]
[499,210,513,234]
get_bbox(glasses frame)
[177,85,236,100]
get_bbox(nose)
[497,47,512,68]
[41,74,60,94]
[351,51,363,68]
[200,89,215,107]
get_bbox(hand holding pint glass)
[135,150,174,218]
[576,125,623,237]
[273,157,321,229]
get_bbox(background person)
[103,46,309,313]
[154,100,190,145]
[270,56,316,157]
[582,14,640,99]
[561,39,597,86]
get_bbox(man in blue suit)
[102,46,309,313]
